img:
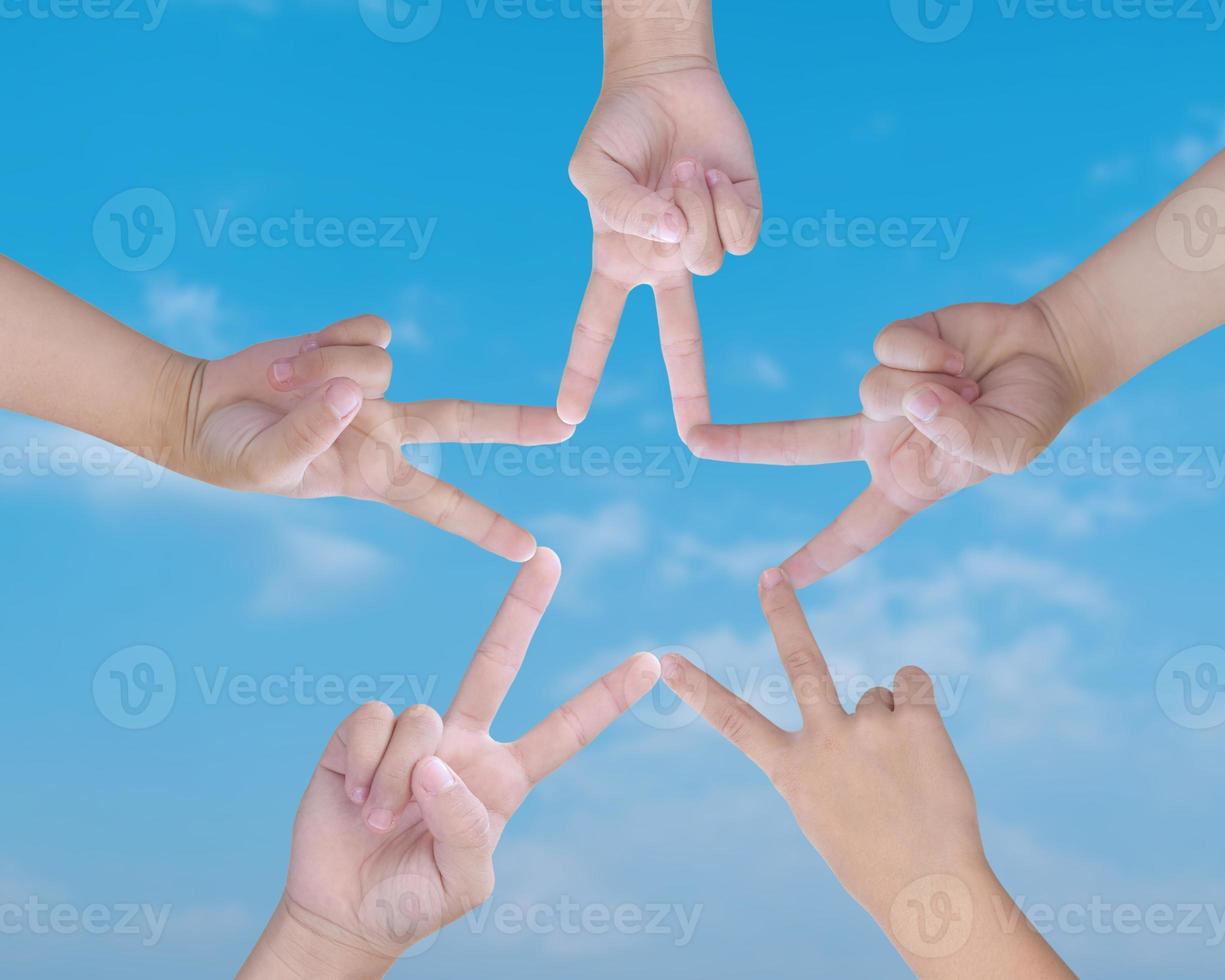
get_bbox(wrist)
[239,896,395,980]
[1031,269,1134,409]
[146,349,207,479]
[874,856,1072,980]
[602,0,716,81]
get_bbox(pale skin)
[688,149,1225,587]
[662,568,1076,978]
[238,549,662,979]
[0,255,575,560]
[559,0,762,433]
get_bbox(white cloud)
[747,352,788,390]
[250,525,394,617]
[142,277,227,358]
[1088,154,1137,187]
[530,501,648,605]
[658,532,797,587]
[982,475,1142,539]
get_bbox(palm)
[285,728,531,955]
[585,67,759,220]
[182,320,572,561]
[688,301,1084,586]
[860,302,1079,511]
[275,553,661,963]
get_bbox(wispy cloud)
[250,525,394,617]
[142,277,228,358]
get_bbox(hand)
[559,62,762,433]
[688,300,1088,586]
[181,315,575,562]
[241,550,661,977]
[660,569,1074,978]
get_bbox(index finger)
[557,270,629,425]
[394,400,575,446]
[446,549,562,732]
[687,416,863,466]
[660,654,788,775]
[781,482,912,588]
[514,652,662,784]
[654,277,711,438]
[758,568,845,725]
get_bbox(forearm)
[0,255,201,465]
[1039,149,1225,405]
[602,0,715,78]
[874,860,1074,980]
[238,898,394,980]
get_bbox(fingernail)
[958,381,980,402]
[673,160,697,183]
[349,786,368,804]
[904,389,941,423]
[300,338,320,354]
[325,383,361,420]
[652,210,684,244]
[271,359,294,385]
[945,353,965,376]
[760,567,785,590]
[662,655,682,683]
[366,808,395,832]
[419,757,456,796]
[705,169,723,187]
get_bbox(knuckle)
[370,346,393,385]
[715,702,754,745]
[558,704,590,749]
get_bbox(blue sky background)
[3,1,1225,977]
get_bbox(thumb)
[412,757,495,906]
[570,146,686,243]
[901,383,1043,474]
[248,379,363,483]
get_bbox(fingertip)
[902,386,942,424]
[631,650,662,682]
[779,552,820,591]
[945,352,966,377]
[758,567,790,594]
[556,394,590,428]
[684,424,712,459]
[705,168,725,188]
[660,653,686,685]
[531,545,562,579]
[324,378,363,421]
[268,358,295,390]
[508,534,539,564]
[650,207,687,245]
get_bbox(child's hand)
[559,62,762,435]
[239,549,661,978]
[183,315,575,562]
[688,300,1087,587]
[661,569,1074,978]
